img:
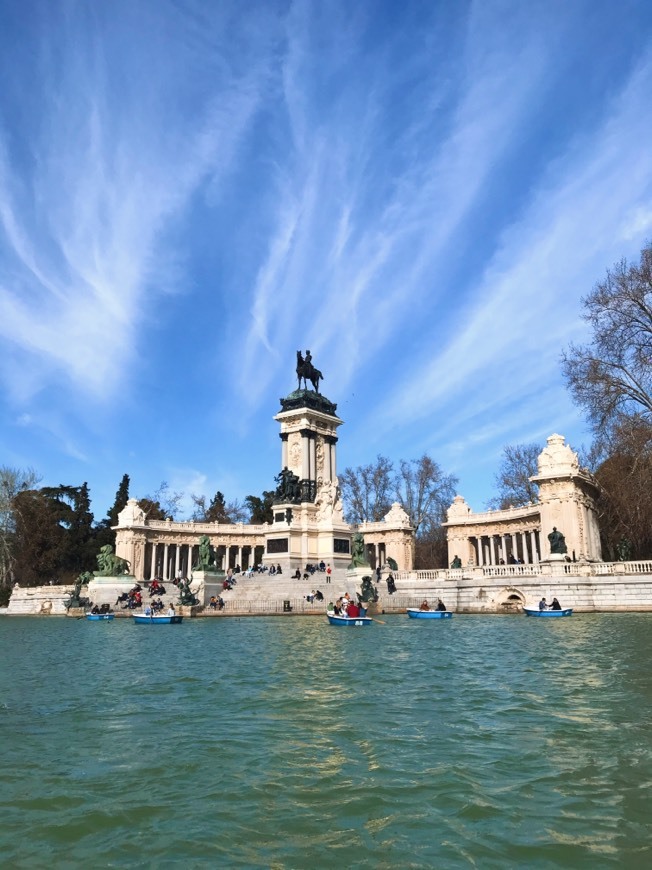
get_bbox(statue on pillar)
[296,350,323,393]
[194,535,216,571]
[96,545,131,576]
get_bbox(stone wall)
[5,583,74,615]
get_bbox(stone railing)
[394,560,652,582]
[142,520,269,534]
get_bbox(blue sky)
[1,0,652,520]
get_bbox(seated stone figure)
[547,527,568,555]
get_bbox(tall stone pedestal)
[87,575,137,607]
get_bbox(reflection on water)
[1,613,651,867]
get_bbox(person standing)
[326,564,332,583]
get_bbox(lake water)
[1,613,651,868]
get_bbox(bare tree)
[395,455,458,535]
[562,242,652,442]
[339,455,394,523]
[190,491,249,523]
[139,481,184,520]
[594,416,652,560]
[486,444,541,509]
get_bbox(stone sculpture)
[358,575,379,605]
[194,534,215,571]
[349,532,370,568]
[178,579,199,606]
[273,467,302,504]
[96,544,131,576]
[547,527,568,555]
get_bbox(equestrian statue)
[296,350,323,393]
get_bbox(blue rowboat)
[133,614,183,624]
[326,612,372,627]
[406,608,452,619]
[523,607,572,617]
[86,613,114,621]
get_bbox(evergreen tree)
[94,473,130,550]
[107,474,130,527]
[245,491,275,524]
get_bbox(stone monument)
[266,351,352,575]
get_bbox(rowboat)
[406,608,452,619]
[326,611,372,627]
[523,607,573,617]
[133,614,183,624]
[86,613,114,621]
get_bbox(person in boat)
[347,600,360,618]
[167,603,176,617]
[550,597,562,610]
[539,597,547,610]
[436,598,446,611]
[144,604,152,616]
[419,600,430,611]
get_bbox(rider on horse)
[296,350,323,393]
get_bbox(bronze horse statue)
[296,350,322,393]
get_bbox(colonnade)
[470,530,541,566]
[279,431,338,492]
[146,542,266,581]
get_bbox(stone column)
[301,429,310,480]
[174,545,181,579]
[224,546,230,571]
[280,432,288,469]
[490,536,497,566]
[530,530,539,563]
[150,543,157,578]
[163,544,169,580]
[309,435,316,483]
[324,437,332,482]
[477,536,484,566]
[237,546,242,568]
[330,436,338,480]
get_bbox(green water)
[1,614,651,868]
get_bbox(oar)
[369,615,386,624]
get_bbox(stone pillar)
[521,532,529,564]
[237,546,242,568]
[324,438,332,482]
[301,429,310,480]
[163,544,169,580]
[174,545,181,579]
[530,530,538,563]
[330,436,338,480]
[309,435,316,483]
[280,432,288,469]
[490,536,497,566]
